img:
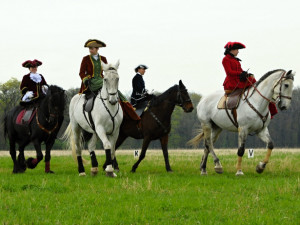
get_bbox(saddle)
[16,107,36,125]
[217,89,245,128]
[217,89,244,110]
[83,91,98,112]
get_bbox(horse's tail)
[187,129,204,147]
[63,123,89,165]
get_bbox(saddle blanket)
[16,109,36,125]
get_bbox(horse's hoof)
[79,172,86,176]
[90,167,98,176]
[201,169,207,175]
[106,172,117,177]
[214,167,223,174]
[45,170,54,174]
[235,170,244,176]
[167,169,173,173]
[256,162,266,174]
[26,158,38,169]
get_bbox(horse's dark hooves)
[131,169,136,173]
[26,157,38,169]
[45,170,54,174]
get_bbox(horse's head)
[45,85,66,122]
[273,70,295,110]
[101,60,120,105]
[176,80,194,112]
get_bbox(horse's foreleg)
[236,127,248,176]
[88,134,99,176]
[96,127,116,177]
[27,140,43,169]
[17,146,26,173]
[131,137,151,173]
[45,139,55,173]
[256,128,273,173]
[159,134,172,172]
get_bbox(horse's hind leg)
[131,137,151,173]
[88,133,99,176]
[160,134,172,172]
[200,124,223,175]
[256,128,273,174]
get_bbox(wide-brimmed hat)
[135,64,148,73]
[84,39,106,48]
[224,42,246,50]
[22,59,42,68]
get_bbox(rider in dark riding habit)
[222,41,277,118]
[130,64,150,107]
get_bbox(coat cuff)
[82,75,91,84]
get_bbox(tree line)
[0,78,299,150]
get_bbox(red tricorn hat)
[224,42,246,50]
[22,59,43,68]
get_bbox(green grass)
[0,150,300,225]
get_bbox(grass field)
[0,149,300,225]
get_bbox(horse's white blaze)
[65,61,123,175]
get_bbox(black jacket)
[130,73,146,106]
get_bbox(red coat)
[222,54,256,90]
[20,73,47,101]
[79,55,107,93]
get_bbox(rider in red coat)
[222,42,256,90]
[222,42,277,118]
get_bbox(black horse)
[102,80,194,172]
[4,85,66,173]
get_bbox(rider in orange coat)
[222,42,277,118]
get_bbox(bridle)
[243,71,293,128]
[176,86,191,107]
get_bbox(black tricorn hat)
[84,39,106,48]
[135,64,148,73]
[22,59,42,68]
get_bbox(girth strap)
[224,101,238,128]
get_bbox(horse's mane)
[254,69,285,87]
[44,85,66,110]
[150,85,178,107]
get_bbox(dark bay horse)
[103,80,194,172]
[4,85,66,173]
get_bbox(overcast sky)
[0,0,299,96]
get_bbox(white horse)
[64,61,123,177]
[189,69,295,175]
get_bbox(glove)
[26,91,34,98]
[84,78,90,87]
[239,71,248,82]
[42,85,48,95]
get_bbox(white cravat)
[92,54,99,60]
[30,73,42,83]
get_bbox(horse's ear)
[115,60,120,70]
[101,61,109,71]
[179,80,185,88]
[287,70,296,80]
